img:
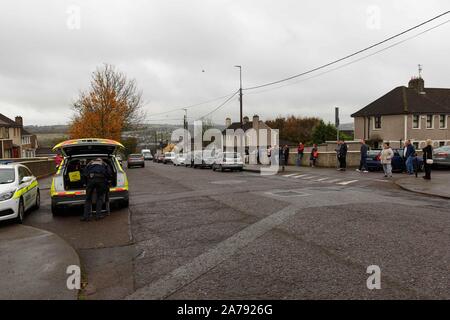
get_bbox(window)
[426,115,434,129]
[412,115,420,129]
[439,141,446,147]
[413,142,419,149]
[374,116,382,129]
[439,115,447,129]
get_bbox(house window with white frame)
[412,115,420,129]
[373,116,382,129]
[439,115,447,129]
[426,115,434,129]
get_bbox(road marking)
[282,173,299,177]
[337,180,359,185]
[292,174,309,179]
[127,205,298,300]
[326,179,341,183]
[301,176,316,180]
[315,177,329,181]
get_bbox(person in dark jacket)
[279,145,285,171]
[403,140,416,175]
[356,139,369,172]
[81,158,112,221]
[422,139,433,180]
[337,140,348,171]
[283,145,290,167]
[297,142,304,166]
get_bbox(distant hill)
[24,125,69,134]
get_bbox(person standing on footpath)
[380,142,394,178]
[310,144,318,167]
[404,140,416,175]
[337,140,348,171]
[356,139,369,173]
[296,142,304,167]
[422,139,433,180]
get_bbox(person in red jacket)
[54,152,63,169]
[297,142,304,166]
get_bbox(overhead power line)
[245,18,450,96]
[145,91,237,118]
[243,11,450,91]
[196,90,239,120]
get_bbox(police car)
[0,162,40,223]
[50,138,129,215]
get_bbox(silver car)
[433,146,450,167]
[212,152,244,172]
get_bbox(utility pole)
[183,108,188,151]
[235,65,243,125]
[335,107,340,141]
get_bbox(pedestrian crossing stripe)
[282,173,299,177]
[337,180,359,185]
[292,174,309,179]
[315,178,329,181]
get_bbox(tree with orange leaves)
[69,64,144,141]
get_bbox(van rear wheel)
[51,202,63,216]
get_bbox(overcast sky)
[0,0,449,127]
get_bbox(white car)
[174,153,187,166]
[163,152,176,164]
[0,163,40,223]
[212,152,244,172]
[141,149,153,160]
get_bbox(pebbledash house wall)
[354,114,450,148]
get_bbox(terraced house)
[352,76,450,149]
[0,114,38,159]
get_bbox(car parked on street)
[192,150,214,169]
[0,163,40,224]
[128,153,145,168]
[163,152,176,164]
[50,138,129,216]
[366,148,423,172]
[432,146,450,168]
[174,153,187,166]
[154,151,165,163]
[141,149,153,161]
[212,151,244,172]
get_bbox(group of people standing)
[356,138,433,180]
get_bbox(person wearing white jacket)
[380,142,394,178]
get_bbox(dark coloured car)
[366,149,423,173]
[127,154,145,168]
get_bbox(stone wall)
[18,158,56,178]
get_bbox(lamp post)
[235,65,243,126]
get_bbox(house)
[223,115,274,150]
[0,114,38,159]
[351,76,450,149]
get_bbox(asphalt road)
[16,161,450,299]
[127,162,450,299]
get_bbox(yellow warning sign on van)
[69,171,81,182]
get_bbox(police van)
[0,162,40,223]
[50,138,129,215]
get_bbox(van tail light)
[376,155,381,161]
[437,152,448,157]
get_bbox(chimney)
[225,117,231,127]
[15,116,23,126]
[243,116,249,124]
[252,114,260,130]
[408,76,425,94]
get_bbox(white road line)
[337,180,359,185]
[302,176,316,180]
[315,178,329,181]
[127,205,299,300]
[326,179,341,183]
[292,174,309,179]
[282,173,298,177]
